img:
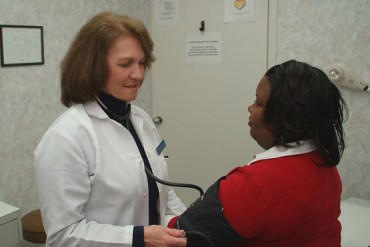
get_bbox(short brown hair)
[60,11,155,107]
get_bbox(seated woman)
[169,59,348,247]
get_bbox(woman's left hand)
[144,225,187,247]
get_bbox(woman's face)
[248,76,276,150]
[104,35,145,102]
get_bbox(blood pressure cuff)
[175,177,243,247]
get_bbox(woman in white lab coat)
[34,12,186,247]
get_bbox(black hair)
[264,60,348,166]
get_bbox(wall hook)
[199,21,205,32]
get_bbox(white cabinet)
[0,201,22,246]
[340,197,370,247]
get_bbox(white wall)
[0,0,369,217]
[276,0,370,200]
[0,0,152,216]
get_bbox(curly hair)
[60,12,155,107]
[264,60,348,166]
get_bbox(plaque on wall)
[0,25,44,67]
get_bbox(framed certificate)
[0,25,44,66]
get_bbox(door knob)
[153,116,163,125]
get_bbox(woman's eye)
[254,101,263,107]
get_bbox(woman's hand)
[144,225,187,247]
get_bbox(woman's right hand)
[144,225,187,247]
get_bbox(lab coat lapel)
[130,110,144,135]
[83,101,108,119]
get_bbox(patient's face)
[247,76,275,150]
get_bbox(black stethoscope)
[96,97,204,197]
[97,96,214,247]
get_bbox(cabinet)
[340,197,370,247]
[0,201,22,246]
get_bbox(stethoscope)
[96,97,204,197]
[96,97,213,247]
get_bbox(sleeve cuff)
[168,216,180,228]
[133,226,144,247]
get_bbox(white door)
[151,0,277,205]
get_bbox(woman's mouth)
[125,84,139,88]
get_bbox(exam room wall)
[1,0,370,218]
[0,0,152,216]
[276,0,370,200]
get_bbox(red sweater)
[219,150,341,246]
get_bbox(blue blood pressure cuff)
[175,177,243,247]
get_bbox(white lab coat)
[34,101,186,247]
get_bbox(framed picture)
[0,25,44,67]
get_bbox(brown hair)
[60,11,155,107]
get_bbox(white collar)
[83,101,145,131]
[83,101,108,119]
[248,139,317,165]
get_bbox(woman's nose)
[131,64,144,80]
[248,104,254,113]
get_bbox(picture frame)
[0,25,44,67]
